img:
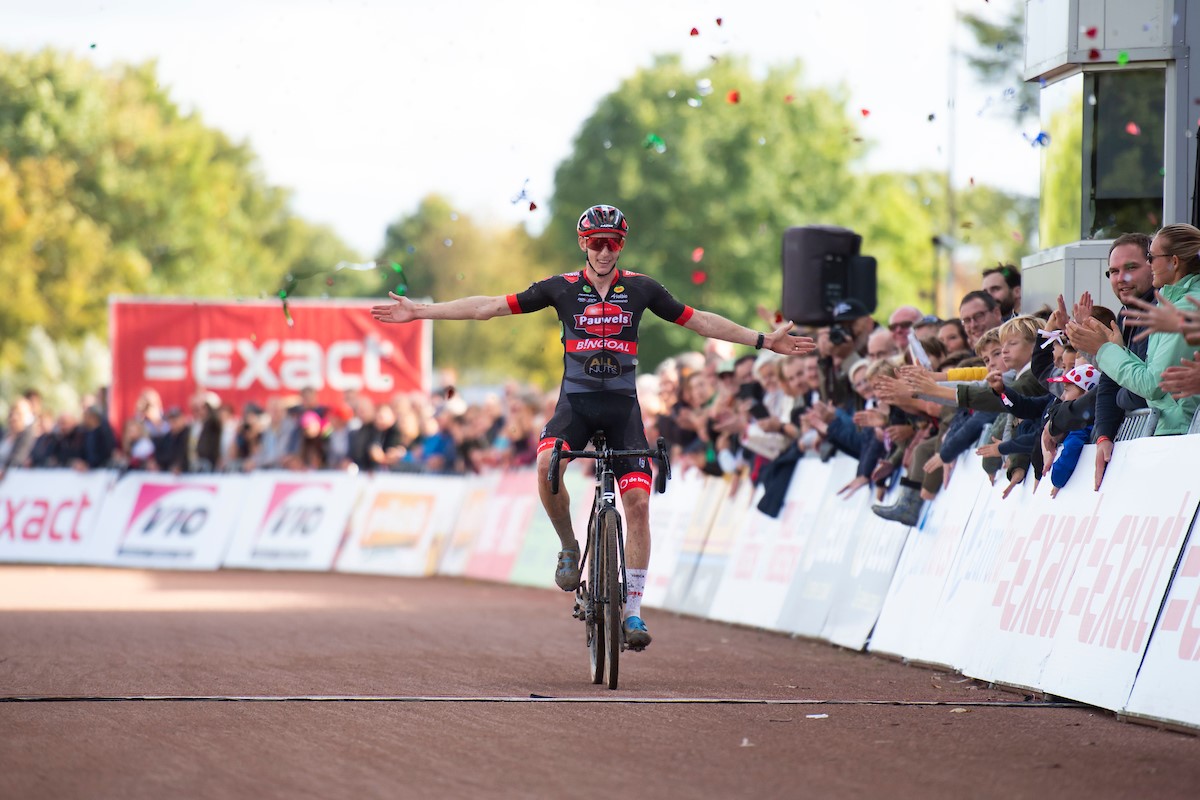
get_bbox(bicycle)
[547,431,671,689]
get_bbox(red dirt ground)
[1,566,1198,799]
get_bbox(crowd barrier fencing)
[2,435,1198,730]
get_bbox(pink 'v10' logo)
[121,483,219,545]
[254,482,331,542]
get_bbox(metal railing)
[1115,408,1159,442]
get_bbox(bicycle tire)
[601,507,622,690]
[588,515,605,685]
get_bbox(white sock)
[625,569,648,619]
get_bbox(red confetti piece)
[529,202,537,211]
[690,27,699,36]
[726,89,740,104]
[1125,121,1141,135]
[774,311,784,324]
[692,247,704,263]
[861,108,870,117]
[1088,48,1101,60]
[691,270,707,285]
[716,17,723,26]
[1011,231,1024,243]
[1085,26,1098,38]
[969,176,976,186]
[784,94,794,103]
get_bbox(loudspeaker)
[781,225,877,326]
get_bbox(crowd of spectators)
[3,227,1200,516]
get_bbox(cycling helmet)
[577,204,629,238]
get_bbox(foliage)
[545,56,867,366]
[0,49,356,378]
[377,195,562,388]
[960,0,1036,125]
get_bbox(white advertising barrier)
[868,459,992,665]
[437,474,500,577]
[661,474,729,614]
[90,472,249,570]
[462,470,540,583]
[643,469,706,610]
[1125,514,1200,727]
[673,476,753,618]
[774,456,862,637]
[708,456,834,631]
[221,471,361,571]
[820,497,911,651]
[0,469,117,565]
[336,473,466,577]
[958,437,1200,710]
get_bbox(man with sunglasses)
[371,204,813,650]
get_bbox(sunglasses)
[585,237,625,252]
[887,321,914,333]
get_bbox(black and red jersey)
[506,268,694,395]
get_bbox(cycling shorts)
[537,391,653,495]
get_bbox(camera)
[828,325,851,346]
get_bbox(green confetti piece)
[1117,51,1130,65]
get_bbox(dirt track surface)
[1,566,1198,799]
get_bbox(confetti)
[687,98,702,108]
[643,133,667,153]
[715,17,723,26]
[667,89,676,98]
[1088,94,1097,106]
[928,113,936,121]
[969,176,975,186]
[961,221,974,229]
[1088,48,1101,60]
[692,247,704,263]
[325,277,335,287]
[1023,131,1051,147]
[1085,26,1098,38]
[278,290,294,328]
[1125,121,1141,135]
[1117,50,1130,65]
[1012,230,1025,242]
[511,179,531,205]
[726,89,740,104]
[690,27,699,36]
[691,270,707,284]
[529,201,537,211]
[861,108,870,117]
[696,78,713,96]
[443,238,453,247]
[784,94,794,103]
[89,43,96,49]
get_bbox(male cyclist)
[371,204,815,649]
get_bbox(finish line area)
[1,567,1197,799]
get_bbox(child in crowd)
[1045,364,1099,497]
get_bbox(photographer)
[815,299,876,410]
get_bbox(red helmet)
[577,204,628,238]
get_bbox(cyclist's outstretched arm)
[683,310,816,356]
[371,291,512,324]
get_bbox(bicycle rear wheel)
[600,508,623,690]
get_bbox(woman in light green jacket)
[1068,223,1200,435]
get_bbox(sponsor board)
[775,456,862,637]
[1125,513,1200,727]
[0,469,116,565]
[643,470,706,610]
[869,460,991,665]
[957,437,1200,710]
[336,473,465,577]
[661,474,728,613]
[108,297,430,433]
[462,470,539,583]
[222,471,360,571]
[437,475,500,577]
[91,473,248,569]
[673,477,753,618]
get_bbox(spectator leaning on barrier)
[1068,223,1200,436]
[0,397,38,478]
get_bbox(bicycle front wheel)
[600,507,623,690]
[588,517,606,685]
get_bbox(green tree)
[546,56,866,366]
[960,0,1036,125]
[377,195,562,388]
[0,48,357,378]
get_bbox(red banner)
[108,298,430,427]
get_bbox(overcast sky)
[3,0,1041,255]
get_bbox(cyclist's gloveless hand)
[370,292,418,324]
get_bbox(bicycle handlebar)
[547,436,672,495]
